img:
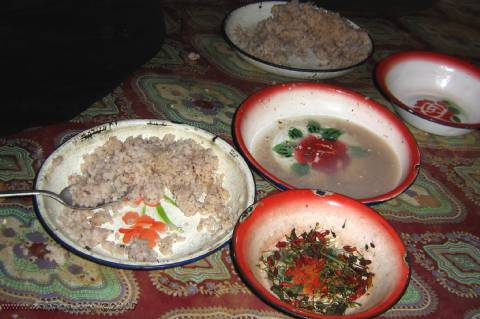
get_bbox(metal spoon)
[0,185,128,210]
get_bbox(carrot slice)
[118,211,167,248]
[122,211,140,224]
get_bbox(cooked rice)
[58,134,231,262]
[233,1,372,69]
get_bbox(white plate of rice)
[34,120,256,269]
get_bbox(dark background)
[1,0,436,136]
[1,0,166,136]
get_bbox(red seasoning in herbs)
[259,224,374,315]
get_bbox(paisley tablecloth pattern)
[149,248,252,297]
[0,203,139,315]
[1,0,479,318]
[159,307,291,319]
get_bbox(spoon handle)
[0,190,65,204]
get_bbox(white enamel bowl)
[223,1,373,79]
[232,189,409,319]
[233,82,421,204]
[34,120,256,269]
[376,51,480,136]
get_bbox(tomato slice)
[294,135,349,172]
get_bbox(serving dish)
[233,82,420,204]
[375,51,480,136]
[34,119,256,269]
[223,1,374,79]
[232,189,409,318]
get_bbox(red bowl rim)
[375,50,480,129]
[232,189,410,319]
[233,82,421,204]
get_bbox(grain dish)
[58,134,232,262]
[34,120,256,269]
[233,1,372,69]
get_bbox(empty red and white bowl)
[376,51,480,136]
[233,82,420,204]
[232,189,410,319]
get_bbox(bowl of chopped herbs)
[232,189,409,318]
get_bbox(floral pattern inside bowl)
[376,51,480,136]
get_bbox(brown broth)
[251,116,400,199]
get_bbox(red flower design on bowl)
[294,135,349,174]
[412,99,461,122]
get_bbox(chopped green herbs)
[259,224,373,315]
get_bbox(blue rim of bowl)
[33,194,230,270]
[222,0,374,74]
[33,119,256,270]
[375,51,480,130]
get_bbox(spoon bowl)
[0,185,127,210]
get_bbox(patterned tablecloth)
[1,0,479,318]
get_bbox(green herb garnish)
[259,224,373,315]
[155,204,182,232]
[163,194,177,207]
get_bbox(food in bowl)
[251,116,400,199]
[260,224,374,315]
[234,82,421,204]
[68,134,228,217]
[60,134,231,261]
[232,190,409,319]
[232,1,372,69]
[34,120,256,269]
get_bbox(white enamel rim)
[223,1,374,79]
[376,51,480,136]
[233,82,421,204]
[34,119,256,269]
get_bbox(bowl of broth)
[233,82,421,204]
